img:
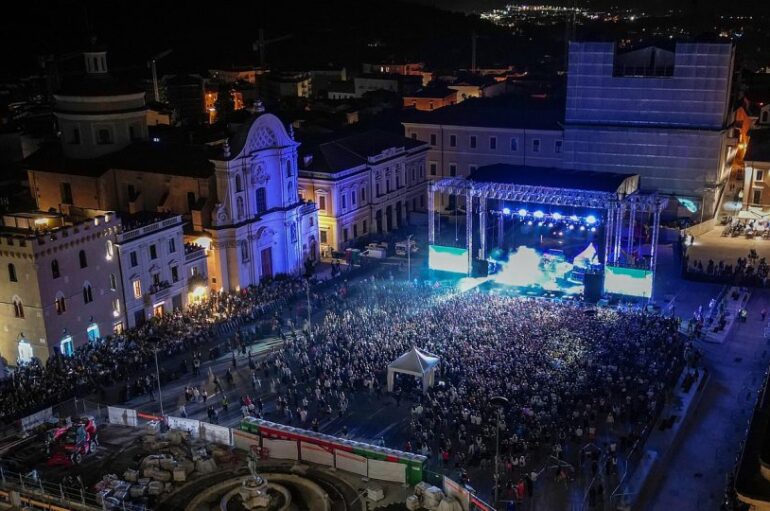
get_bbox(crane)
[148,49,173,103]
[252,28,293,69]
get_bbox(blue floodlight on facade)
[533,210,545,219]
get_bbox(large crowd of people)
[685,250,770,286]
[259,278,692,497]
[0,278,312,424]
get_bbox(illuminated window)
[55,293,66,315]
[133,280,142,299]
[105,240,114,260]
[320,230,328,244]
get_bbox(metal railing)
[0,466,146,511]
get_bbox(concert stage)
[427,164,668,300]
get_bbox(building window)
[51,259,60,279]
[510,138,519,152]
[241,240,249,262]
[555,140,563,153]
[470,135,477,149]
[60,183,73,205]
[79,250,88,268]
[490,136,497,150]
[70,128,80,144]
[130,251,138,267]
[351,191,356,206]
[341,194,347,209]
[83,284,93,304]
[55,294,66,315]
[353,224,358,238]
[152,273,161,286]
[13,297,24,318]
[396,175,401,188]
[168,238,176,253]
[318,195,326,211]
[236,196,245,219]
[256,187,267,214]
[449,163,457,176]
[363,220,368,234]
[361,188,366,202]
[320,230,328,244]
[420,195,425,207]
[343,228,349,242]
[286,160,293,177]
[109,273,117,290]
[429,162,437,176]
[235,174,243,192]
[105,240,114,260]
[133,280,142,299]
[8,263,17,282]
[430,134,437,146]
[756,170,764,182]
[171,266,179,283]
[376,183,381,196]
[149,244,158,260]
[113,298,121,316]
[97,128,112,145]
[532,139,541,153]
[291,223,297,243]
[754,189,763,205]
[449,134,457,147]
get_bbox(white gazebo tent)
[387,347,440,393]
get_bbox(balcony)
[184,243,207,263]
[144,280,173,304]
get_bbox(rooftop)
[24,142,216,179]
[401,94,564,130]
[300,129,426,173]
[746,129,770,163]
[120,212,182,234]
[469,163,637,194]
[56,75,144,97]
[404,87,456,99]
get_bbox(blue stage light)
[533,210,545,219]
[579,225,586,231]
[590,227,596,232]
[547,222,554,228]
[518,208,528,217]
[502,207,511,215]
[552,212,562,220]
[585,215,597,225]
[568,225,575,230]
[527,220,533,226]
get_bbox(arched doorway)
[87,323,100,343]
[17,338,33,364]
[60,335,74,357]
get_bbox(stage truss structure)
[427,178,669,298]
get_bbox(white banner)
[200,422,232,445]
[334,450,367,477]
[368,459,406,483]
[232,430,259,451]
[20,407,52,431]
[107,406,137,427]
[166,416,200,438]
[300,441,334,466]
[443,476,470,511]
[263,438,298,460]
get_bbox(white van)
[395,240,418,257]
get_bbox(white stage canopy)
[387,347,440,393]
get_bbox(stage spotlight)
[569,225,575,230]
[538,221,544,226]
[547,222,554,228]
[533,210,545,219]
[502,207,511,215]
[590,227,596,232]
[518,208,528,217]
[579,225,586,231]
[552,212,562,220]
[527,220,533,226]
[585,215,597,225]
[570,215,579,222]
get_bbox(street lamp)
[490,395,509,506]
[153,346,164,417]
[407,234,414,282]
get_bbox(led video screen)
[429,245,468,274]
[604,266,653,297]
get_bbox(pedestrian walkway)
[642,289,770,510]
